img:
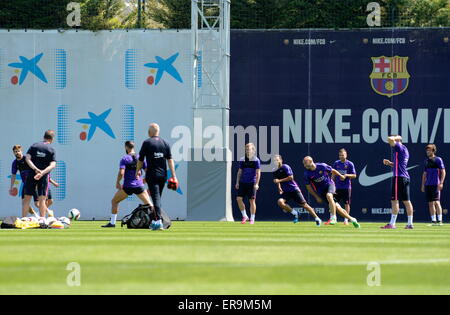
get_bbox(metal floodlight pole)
[137,0,142,28]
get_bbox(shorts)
[47,189,53,200]
[391,176,410,201]
[237,182,256,200]
[425,185,440,202]
[335,189,351,205]
[280,190,306,205]
[318,183,337,201]
[21,186,38,202]
[24,173,49,197]
[123,186,146,196]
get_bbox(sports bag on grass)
[121,204,171,229]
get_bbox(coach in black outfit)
[23,130,57,218]
[136,123,177,226]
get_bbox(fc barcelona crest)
[370,56,410,97]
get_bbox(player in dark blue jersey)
[236,143,261,224]
[102,141,153,228]
[303,156,360,228]
[421,144,446,226]
[332,149,357,225]
[382,135,415,229]
[9,145,38,217]
[273,155,321,226]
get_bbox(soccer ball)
[58,217,71,227]
[68,209,81,221]
[47,217,57,226]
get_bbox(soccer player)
[102,141,153,228]
[381,135,415,229]
[332,148,357,225]
[136,123,177,230]
[22,130,57,218]
[9,145,39,217]
[302,156,360,228]
[273,155,322,226]
[235,143,261,224]
[421,144,446,226]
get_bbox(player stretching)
[273,155,321,226]
[22,130,57,218]
[421,144,446,226]
[236,143,261,224]
[9,145,39,217]
[102,141,153,228]
[381,135,415,229]
[136,123,177,231]
[303,156,360,228]
[332,149,357,225]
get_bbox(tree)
[148,0,190,29]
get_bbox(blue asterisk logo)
[8,53,48,85]
[76,109,116,141]
[144,52,183,85]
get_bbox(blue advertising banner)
[230,29,450,222]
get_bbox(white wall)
[0,30,192,220]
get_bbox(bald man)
[136,123,177,230]
[303,156,360,228]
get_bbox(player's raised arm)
[387,135,402,147]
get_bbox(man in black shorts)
[10,144,39,217]
[382,135,414,229]
[23,130,57,218]
[136,123,177,230]
[421,144,446,226]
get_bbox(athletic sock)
[250,214,255,221]
[431,215,437,222]
[350,217,357,223]
[291,209,298,217]
[315,217,321,221]
[407,216,413,226]
[331,215,337,221]
[438,215,442,222]
[389,214,398,226]
[241,210,248,218]
[110,214,117,225]
[344,218,349,223]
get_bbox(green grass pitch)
[1,221,450,295]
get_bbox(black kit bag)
[121,204,171,229]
